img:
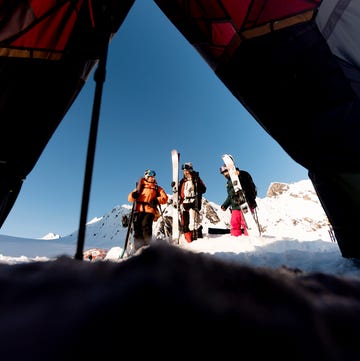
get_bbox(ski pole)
[252,208,262,237]
[120,201,136,259]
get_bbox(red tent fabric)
[0,0,82,59]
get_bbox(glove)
[249,200,257,209]
[132,191,139,199]
[234,191,246,205]
[171,181,176,187]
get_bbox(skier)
[179,162,206,243]
[220,165,257,236]
[128,169,168,252]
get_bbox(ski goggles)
[144,169,156,177]
[220,165,228,174]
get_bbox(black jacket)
[179,171,206,210]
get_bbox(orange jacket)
[128,177,168,215]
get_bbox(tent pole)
[74,34,111,261]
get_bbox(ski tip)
[222,154,234,161]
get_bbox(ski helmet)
[182,162,193,171]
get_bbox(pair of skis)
[222,154,262,237]
[120,201,136,258]
[171,149,180,244]
[120,179,143,259]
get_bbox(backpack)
[193,171,206,210]
[239,170,257,208]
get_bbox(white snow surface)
[0,179,358,278]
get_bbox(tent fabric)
[0,0,84,60]
[0,0,135,229]
[153,0,321,70]
[316,0,360,69]
[154,0,360,258]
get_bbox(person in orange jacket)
[128,169,168,252]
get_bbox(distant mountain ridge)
[52,179,333,249]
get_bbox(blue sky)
[0,0,308,239]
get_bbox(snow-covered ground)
[1,179,358,277]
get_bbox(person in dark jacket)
[179,162,206,243]
[220,165,257,236]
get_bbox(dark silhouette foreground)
[1,243,360,360]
